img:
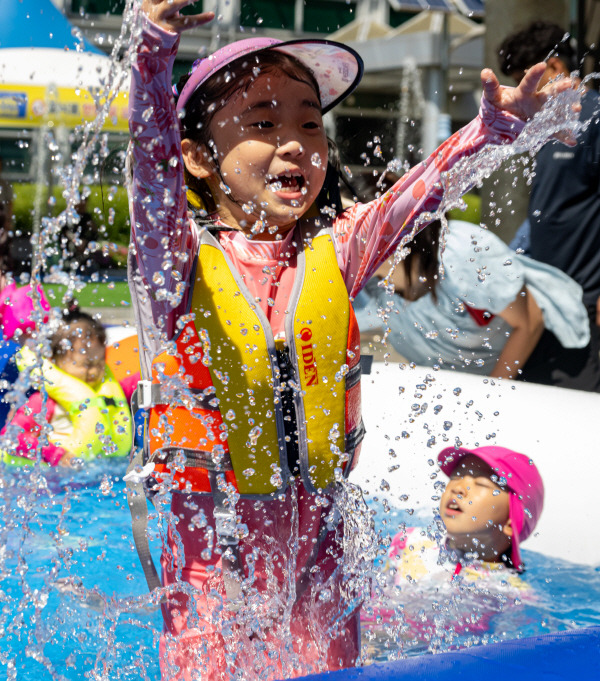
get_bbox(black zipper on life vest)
[275,345,301,477]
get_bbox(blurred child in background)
[1,309,133,466]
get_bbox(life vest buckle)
[134,380,155,411]
[213,508,239,546]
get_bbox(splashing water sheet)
[0,0,597,677]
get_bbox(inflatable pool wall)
[298,627,600,681]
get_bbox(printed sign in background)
[0,84,128,131]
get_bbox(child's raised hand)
[142,0,214,34]
[481,63,581,144]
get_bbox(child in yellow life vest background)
[1,310,133,466]
[364,446,544,652]
[125,1,578,678]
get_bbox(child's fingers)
[167,11,215,32]
[517,62,546,96]
[143,0,214,32]
[480,68,501,104]
[156,0,205,19]
[145,0,198,14]
[552,130,578,147]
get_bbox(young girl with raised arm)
[125,2,576,678]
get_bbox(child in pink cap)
[387,445,544,583]
[366,446,544,653]
[438,445,544,572]
[126,1,569,677]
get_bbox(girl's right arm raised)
[128,2,213,324]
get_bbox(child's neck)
[212,202,320,242]
[446,534,510,564]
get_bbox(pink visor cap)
[175,37,363,117]
[438,446,545,571]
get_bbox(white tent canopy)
[0,48,115,90]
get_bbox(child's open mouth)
[445,501,463,516]
[268,172,305,194]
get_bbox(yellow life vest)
[10,347,132,462]
[141,223,364,497]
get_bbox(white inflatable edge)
[353,362,600,567]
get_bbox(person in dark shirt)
[497,21,600,392]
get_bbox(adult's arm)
[490,287,545,380]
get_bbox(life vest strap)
[208,470,244,612]
[132,380,219,412]
[345,361,362,390]
[125,447,162,593]
[346,420,366,454]
[152,447,233,472]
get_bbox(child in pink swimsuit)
[126,2,576,679]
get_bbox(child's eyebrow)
[241,98,320,115]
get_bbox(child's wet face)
[55,335,105,387]
[195,70,328,238]
[439,455,512,558]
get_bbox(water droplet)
[247,426,262,447]
[100,475,113,496]
[318,588,332,602]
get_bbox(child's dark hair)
[401,219,442,303]
[175,50,344,218]
[497,21,577,76]
[51,309,106,360]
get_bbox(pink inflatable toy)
[0,282,50,340]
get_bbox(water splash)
[376,83,583,343]
[1,5,594,677]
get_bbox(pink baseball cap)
[175,37,363,117]
[438,445,545,571]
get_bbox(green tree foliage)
[12,183,130,248]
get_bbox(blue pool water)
[1,463,598,679]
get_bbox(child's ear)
[181,138,214,179]
[502,518,513,538]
